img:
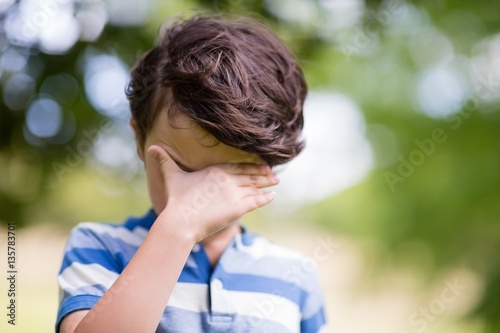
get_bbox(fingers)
[241,190,276,212]
[206,161,278,189]
[223,163,272,176]
[146,145,183,178]
[145,145,278,190]
[236,173,280,188]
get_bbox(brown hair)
[126,14,307,166]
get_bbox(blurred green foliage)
[1,0,499,331]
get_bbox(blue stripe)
[123,209,156,231]
[300,307,326,333]
[56,294,101,333]
[65,226,112,251]
[215,267,308,309]
[178,265,208,283]
[66,223,137,251]
[59,248,120,274]
[179,249,212,283]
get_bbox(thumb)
[146,145,183,178]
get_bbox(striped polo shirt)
[56,210,327,332]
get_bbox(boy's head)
[126,14,307,168]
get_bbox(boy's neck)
[200,221,241,267]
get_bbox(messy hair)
[126,14,307,166]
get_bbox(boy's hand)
[147,145,279,242]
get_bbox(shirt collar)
[125,209,258,248]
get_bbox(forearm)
[75,210,195,333]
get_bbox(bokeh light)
[84,54,130,119]
[470,33,500,106]
[275,91,373,205]
[416,64,469,118]
[25,97,62,138]
[39,10,80,54]
[76,1,108,41]
[3,72,35,110]
[1,47,28,71]
[408,27,454,68]
[0,0,15,13]
[106,0,150,26]
[264,0,317,25]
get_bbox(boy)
[56,15,327,333]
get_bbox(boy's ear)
[130,118,145,162]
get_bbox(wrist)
[155,206,198,245]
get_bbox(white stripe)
[73,223,147,248]
[318,325,329,333]
[238,236,305,261]
[185,256,198,269]
[212,288,301,333]
[167,282,209,312]
[58,262,119,291]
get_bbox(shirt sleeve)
[300,269,328,333]
[55,223,121,332]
